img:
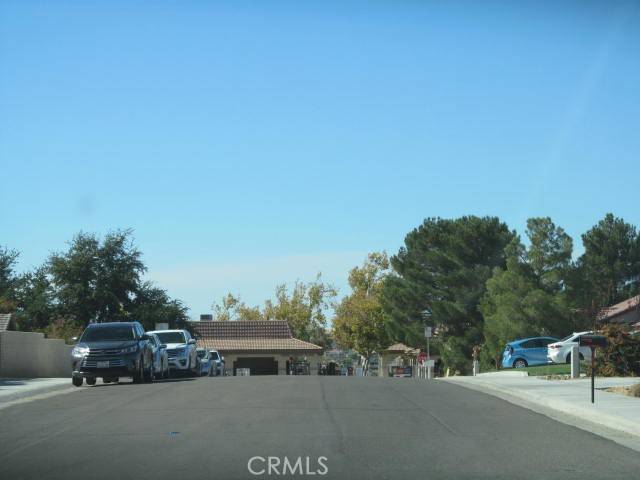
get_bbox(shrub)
[594,324,640,377]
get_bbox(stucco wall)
[0,331,73,378]
[221,352,321,375]
[611,309,640,326]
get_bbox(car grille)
[87,348,122,356]
[82,358,126,368]
[167,349,182,358]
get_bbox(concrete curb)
[442,376,640,441]
[0,378,75,407]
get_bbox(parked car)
[71,321,154,386]
[547,331,594,364]
[502,336,559,368]
[147,329,199,376]
[148,333,170,380]
[209,349,224,376]
[197,348,213,376]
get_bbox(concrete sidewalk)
[0,378,75,408]
[441,372,640,451]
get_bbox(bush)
[630,384,640,397]
[594,324,640,377]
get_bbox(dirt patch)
[604,384,640,398]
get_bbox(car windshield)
[197,350,207,358]
[81,325,135,342]
[210,352,220,360]
[155,332,186,344]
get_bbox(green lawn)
[518,363,587,376]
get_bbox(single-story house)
[598,295,640,326]
[189,320,323,375]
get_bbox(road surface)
[1,376,639,479]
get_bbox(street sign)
[417,352,427,365]
[424,359,435,368]
[424,327,432,338]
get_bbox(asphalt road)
[1,376,639,480]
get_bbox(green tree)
[0,246,19,313]
[211,293,263,321]
[14,266,57,331]
[569,213,640,328]
[382,216,515,373]
[333,252,391,373]
[132,282,190,331]
[49,230,146,325]
[263,275,337,348]
[481,228,573,369]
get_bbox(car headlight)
[121,345,138,354]
[72,346,89,357]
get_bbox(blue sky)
[1,1,639,317]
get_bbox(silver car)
[147,329,199,376]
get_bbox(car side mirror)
[188,339,196,345]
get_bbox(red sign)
[417,352,427,365]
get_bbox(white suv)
[147,329,199,375]
[547,331,594,364]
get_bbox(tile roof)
[190,321,293,339]
[0,314,13,332]
[598,295,640,321]
[385,343,414,353]
[196,337,323,352]
[189,321,322,353]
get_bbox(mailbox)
[579,335,607,348]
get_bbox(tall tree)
[0,246,19,313]
[132,282,190,331]
[333,252,391,372]
[14,266,57,331]
[382,216,515,373]
[211,293,263,321]
[263,275,337,348]
[570,213,640,327]
[481,219,574,368]
[49,230,146,325]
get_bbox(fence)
[0,331,73,378]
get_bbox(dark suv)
[71,321,154,386]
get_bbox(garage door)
[234,357,278,375]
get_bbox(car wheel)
[113,377,119,383]
[72,376,83,387]
[145,359,154,383]
[103,377,112,384]
[86,377,97,386]
[513,359,527,368]
[133,358,144,384]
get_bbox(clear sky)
[1,1,639,317]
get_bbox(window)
[520,340,538,349]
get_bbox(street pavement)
[1,376,639,480]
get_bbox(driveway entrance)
[233,357,278,375]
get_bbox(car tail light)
[549,344,561,349]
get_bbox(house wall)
[610,309,640,326]
[220,352,321,375]
[0,331,73,378]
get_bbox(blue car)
[502,337,559,368]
